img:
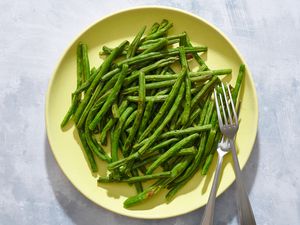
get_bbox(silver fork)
[200,136,231,225]
[215,83,256,225]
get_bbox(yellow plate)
[45,6,258,219]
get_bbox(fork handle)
[230,139,256,225]
[200,152,224,225]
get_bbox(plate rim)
[45,5,259,219]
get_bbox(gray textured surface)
[1,0,300,224]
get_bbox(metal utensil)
[200,136,231,225]
[215,83,256,225]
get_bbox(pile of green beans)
[61,19,245,208]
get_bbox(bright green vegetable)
[127,95,167,102]
[61,44,83,128]
[232,64,245,104]
[81,44,90,81]
[127,26,146,58]
[179,47,191,126]
[123,72,146,156]
[111,105,135,162]
[89,64,128,130]
[77,130,97,173]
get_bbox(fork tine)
[221,83,233,125]
[227,83,238,125]
[219,92,228,125]
[214,88,223,128]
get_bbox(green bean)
[179,32,188,47]
[117,47,207,67]
[159,124,211,139]
[144,20,173,40]
[146,22,159,36]
[146,133,199,174]
[210,110,218,128]
[127,95,167,102]
[111,105,135,162]
[81,43,90,81]
[61,44,83,127]
[201,132,222,175]
[138,67,187,141]
[97,176,119,183]
[232,64,245,104]
[177,146,196,156]
[140,38,168,55]
[201,154,214,175]
[179,47,191,126]
[127,26,146,58]
[101,68,121,81]
[170,109,180,130]
[203,128,217,158]
[189,69,232,77]
[74,40,128,124]
[198,98,210,125]
[204,101,214,125]
[123,72,146,156]
[100,45,128,56]
[84,109,111,162]
[77,130,97,172]
[145,74,178,81]
[89,64,128,130]
[100,45,113,55]
[158,19,169,29]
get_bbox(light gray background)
[1,0,300,224]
